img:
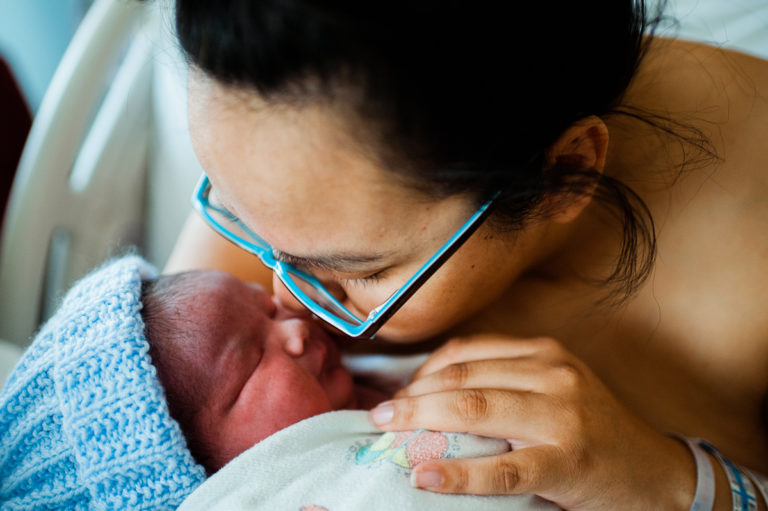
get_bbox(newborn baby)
[141,269,387,472]
[140,269,556,511]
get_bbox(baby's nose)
[279,318,311,356]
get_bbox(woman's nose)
[272,274,305,312]
[278,318,311,356]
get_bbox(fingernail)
[370,401,394,425]
[411,469,444,489]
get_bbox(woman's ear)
[543,115,609,223]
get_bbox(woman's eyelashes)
[340,270,386,287]
[302,264,389,287]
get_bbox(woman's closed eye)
[288,261,388,288]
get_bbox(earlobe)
[543,115,609,224]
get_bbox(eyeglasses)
[192,173,497,339]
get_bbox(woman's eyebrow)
[271,248,390,273]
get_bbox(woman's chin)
[373,320,450,344]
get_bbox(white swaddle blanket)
[179,410,560,511]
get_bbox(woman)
[165,0,768,508]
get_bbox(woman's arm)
[164,212,274,290]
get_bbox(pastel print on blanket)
[355,430,451,470]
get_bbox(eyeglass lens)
[288,273,363,325]
[205,193,365,326]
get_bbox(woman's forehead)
[191,82,472,257]
[210,161,468,261]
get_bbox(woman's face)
[188,72,550,342]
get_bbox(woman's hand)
[369,335,696,510]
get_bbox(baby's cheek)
[271,374,334,424]
[221,372,332,457]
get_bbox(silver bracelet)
[698,439,758,511]
[673,435,715,511]
[743,468,768,509]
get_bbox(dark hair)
[174,0,711,299]
[141,274,226,474]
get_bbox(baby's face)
[149,270,355,468]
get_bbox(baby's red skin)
[155,270,388,469]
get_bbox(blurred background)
[0,0,199,351]
[0,0,93,114]
[0,0,93,227]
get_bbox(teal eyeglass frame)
[192,173,498,339]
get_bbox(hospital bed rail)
[0,0,202,350]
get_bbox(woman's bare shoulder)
[630,38,768,120]
[624,38,768,194]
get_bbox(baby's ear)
[542,115,609,224]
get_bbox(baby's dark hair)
[141,273,228,474]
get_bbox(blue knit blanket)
[0,256,206,509]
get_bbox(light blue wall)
[0,0,90,113]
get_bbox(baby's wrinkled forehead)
[140,269,275,376]
[144,269,273,320]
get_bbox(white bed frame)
[0,0,202,354]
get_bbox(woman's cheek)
[341,260,484,341]
[354,270,464,342]
[341,283,394,318]
[368,294,457,342]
